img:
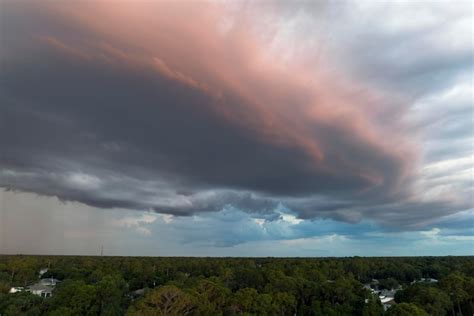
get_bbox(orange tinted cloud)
[3,0,417,207]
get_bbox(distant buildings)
[27,278,60,298]
[378,290,397,311]
[8,268,60,298]
[411,277,438,284]
[364,280,401,311]
[129,288,146,300]
[380,296,396,310]
[364,277,440,311]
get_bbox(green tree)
[232,287,258,314]
[361,295,383,316]
[0,292,44,316]
[127,285,195,315]
[272,292,296,316]
[47,306,74,316]
[379,278,399,290]
[395,284,451,316]
[192,278,230,315]
[385,303,428,316]
[0,280,11,294]
[48,279,98,316]
[96,275,129,315]
[440,273,469,316]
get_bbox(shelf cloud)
[1,0,472,231]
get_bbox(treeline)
[0,256,473,315]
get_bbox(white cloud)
[159,214,174,224]
[418,227,474,245]
[281,234,348,246]
[279,213,303,225]
[111,213,158,236]
[64,172,102,190]
[254,218,265,227]
[420,227,440,238]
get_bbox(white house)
[27,284,53,298]
[38,278,59,286]
[411,278,438,284]
[381,297,396,311]
[26,278,60,298]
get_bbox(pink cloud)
[20,0,417,199]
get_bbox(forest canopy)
[0,256,473,315]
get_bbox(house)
[38,278,60,286]
[378,289,396,297]
[411,277,438,284]
[379,288,397,308]
[27,283,53,298]
[129,288,146,300]
[7,267,60,298]
[381,297,396,311]
[26,278,60,298]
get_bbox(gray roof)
[39,278,60,286]
[130,288,146,297]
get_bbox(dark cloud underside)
[0,0,472,228]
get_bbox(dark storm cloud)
[1,40,385,197]
[0,0,472,228]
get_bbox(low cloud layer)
[0,1,472,231]
[1,191,472,256]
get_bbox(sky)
[0,0,473,256]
